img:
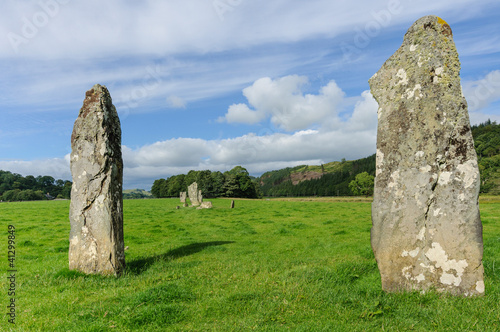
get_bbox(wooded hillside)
[258,120,500,197]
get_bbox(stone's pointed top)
[85,84,110,98]
[405,15,453,38]
[81,84,115,119]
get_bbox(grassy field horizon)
[1,198,499,331]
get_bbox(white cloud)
[344,90,379,132]
[166,95,187,109]
[221,75,345,131]
[462,70,500,111]
[0,156,70,181]
[221,103,266,124]
[1,0,492,60]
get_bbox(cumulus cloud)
[462,70,500,111]
[0,156,71,180]
[344,90,379,131]
[222,103,266,124]
[220,75,345,131]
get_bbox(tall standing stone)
[188,182,202,206]
[180,192,187,203]
[369,16,484,296]
[69,84,125,276]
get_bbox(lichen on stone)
[369,16,484,296]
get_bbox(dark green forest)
[0,171,72,202]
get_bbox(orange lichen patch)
[437,17,452,37]
[437,17,448,25]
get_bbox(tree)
[210,171,225,197]
[151,178,167,198]
[349,172,374,196]
[61,181,72,199]
[223,174,240,197]
[223,166,258,198]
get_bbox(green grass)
[1,198,499,331]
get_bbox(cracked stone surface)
[369,16,484,296]
[69,84,125,275]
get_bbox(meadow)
[1,197,499,331]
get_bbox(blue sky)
[1,0,499,189]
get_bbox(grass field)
[1,198,499,331]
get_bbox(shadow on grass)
[126,241,235,275]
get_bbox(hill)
[259,155,376,197]
[123,189,153,199]
[259,120,500,197]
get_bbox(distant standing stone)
[369,16,484,296]
[197,201,213,209]
[69,84,125,276]
[188,182,202,206]
[230,200,235,209]
[180,192,187,203]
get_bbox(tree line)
[151,166,262,199]
[472,120,500,194]
[2,121,497,202]
[0,170,72,202]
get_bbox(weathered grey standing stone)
[230,200,235,209]
[369,16,484,296]
[69,84,125,276]
[180,192,187,203]
[188,182,203,206]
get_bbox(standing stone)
[69,84,125,276]
[230,200,235,209]
[369,16,484,296]
[180,192,187,203]
[188,182,202,206]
